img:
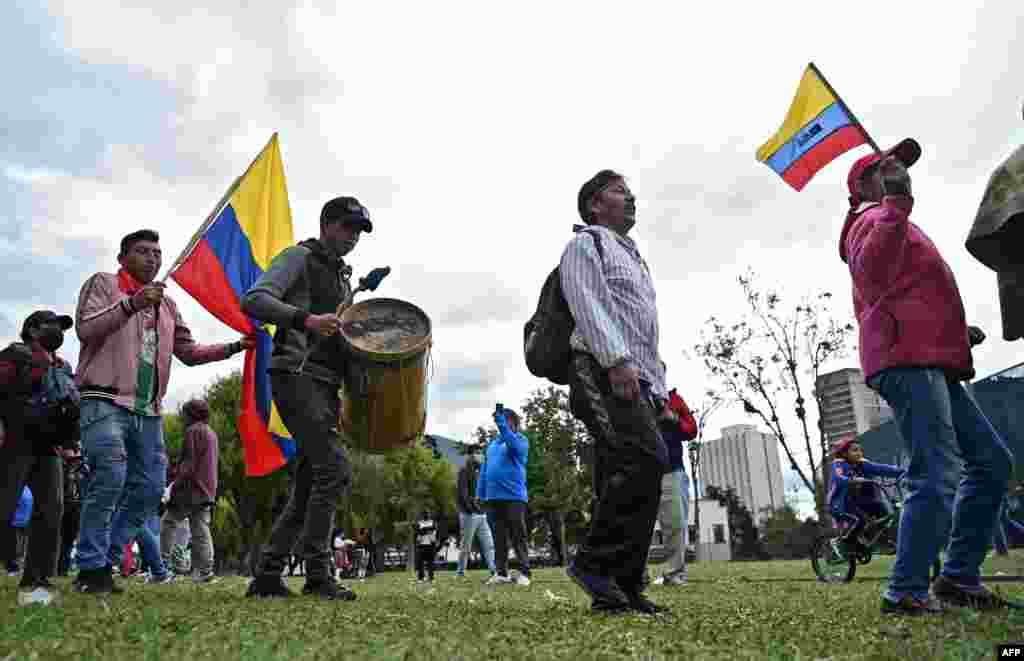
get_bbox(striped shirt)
[560,225,667,399]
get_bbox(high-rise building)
[815,367,892,447]
[700,424,785,526]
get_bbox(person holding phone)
[841,140,1016,614]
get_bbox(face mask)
[38,328,64,352]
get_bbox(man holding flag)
[241,195,372,601]
[73,229,252,594]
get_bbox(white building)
[815,367,893,446]
[700,424,785,527]
[651,497,731,562]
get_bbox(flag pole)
[160,133,281,282]
[808,62,882,155]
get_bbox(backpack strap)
[574,227,606,263]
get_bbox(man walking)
[653,388,693,586]
[73,230,250,594]
[161,399,219,583]
[841,140,1016,613]
[454,445,497,577]
[562,170,670,615]
[242,196,373,600]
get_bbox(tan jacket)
[75,272,236,414]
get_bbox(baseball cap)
[847,138,922,202]
[320,196,373,233]
[21,310,73,338]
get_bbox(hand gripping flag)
[169,134,296,476]
[757,63,876,191]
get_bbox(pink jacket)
[839,197,973,382]
[75,272,236,414]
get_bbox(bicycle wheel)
[811,533,856,583]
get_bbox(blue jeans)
[657,468,690,575]
[77,400,167,572]
[870,368,1013,600]
[115,514,168,577]
[456,512,496,575]
[993,499,1010,555]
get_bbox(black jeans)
[259,372,352,582]
[490,500,530,577]
[0,449,64,584]
[58,502,81,575]
[568,353,668,593]
[416,544,436,580]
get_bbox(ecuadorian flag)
[171,134,295,476]
[756,64,867,191]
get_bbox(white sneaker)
[514,573,531,587]
[662,571,689,586]
[17,587,58,606]
[145,573,175,585]
[484,574,513,586]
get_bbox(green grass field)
[4,552,1024,660]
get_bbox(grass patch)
[3,552,1024,660]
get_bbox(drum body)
[338,298,431,453]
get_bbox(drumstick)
[295,266,392,375]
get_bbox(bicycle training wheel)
[811,533,856,583]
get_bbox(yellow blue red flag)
[170,134,295,476]
[757,64,868,191]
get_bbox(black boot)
[245,573,294,599]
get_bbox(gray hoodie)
[241,238,353,383]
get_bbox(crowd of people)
[1,152,1021,618]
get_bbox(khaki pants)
[657,469,690,577]
[161,504,213,579]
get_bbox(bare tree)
[694,269,854,522]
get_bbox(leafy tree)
[382,443,457,570]
[705,485,766,560]
[688,390,726,554]
[197,370,290,574]
[694,269,855,522]
[759,506,821,560]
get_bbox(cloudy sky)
[4,1,1023,511]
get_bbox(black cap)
[577,170,623,224]
[22,310,73,340]
[321,196,373,233]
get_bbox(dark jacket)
[457,460,483,514]
[241,238,354,383]
[0,343,78,456]
[171,420,219,506]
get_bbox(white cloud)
[6,0,1022,461]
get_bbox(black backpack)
[523,229,604,384]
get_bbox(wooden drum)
[337,298,432,453]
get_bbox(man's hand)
[305,313,343,338]
[608,362,641,401]
[130,282,166,311]
[659,402,679,422]
[968,325,986,348]
[880,157,912,197]
[239,335,257,351]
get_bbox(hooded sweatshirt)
[241,238,353,383]
[476,416,529,503]
[839,197,973,382]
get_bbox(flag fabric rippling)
[170,133,295,476]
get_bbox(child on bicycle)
[828,437,904,553]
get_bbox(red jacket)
[839,197,973,382]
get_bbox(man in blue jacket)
[476,406,531,586]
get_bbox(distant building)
[701,424,785,526]
[857,361,1024,470]
[651,497,731,562]
[815,367,893,446]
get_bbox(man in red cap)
[840,139,1015,615]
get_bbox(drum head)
[339,297,432,361]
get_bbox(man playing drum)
[241,196,373,601]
